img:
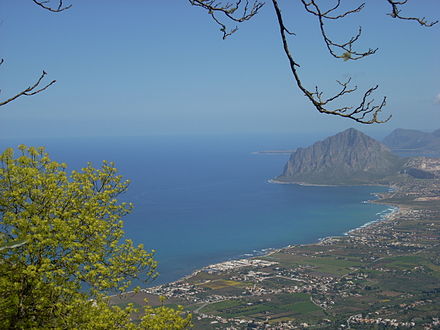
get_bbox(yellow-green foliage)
[0,146,191,329]
[140,305,192,330]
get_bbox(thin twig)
[272,0,390,124]
[189,0,264,39]
[0,70,56,107]
[31,0,72,13]
[386,0,438,26]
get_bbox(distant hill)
[275,128,404,185]
[383,128,440,157]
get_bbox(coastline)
[344,206,399,235]
[263,188,399,257]
[268,178,335,187]
[149,184,396,289]
[268,178,391,188]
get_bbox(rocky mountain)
[383,128,440,157]
[276,128,404,185]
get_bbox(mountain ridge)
[383,128,440,156]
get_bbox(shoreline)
[268,178,335,187]
[264,189,399,256]
[268,178,391,188]
[344,205,399,235]
[148,184,396,290]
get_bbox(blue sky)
[0,1,439,138]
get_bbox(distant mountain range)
[275,128,439,185]
[383,128,440,157]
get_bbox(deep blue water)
[0,134,390,286]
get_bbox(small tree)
[0,146,191,328]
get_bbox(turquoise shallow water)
[0,134,390,286]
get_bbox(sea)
[0,134,392,286]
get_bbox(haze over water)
[0,134,390,285]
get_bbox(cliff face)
[277,128,402,185]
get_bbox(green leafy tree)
[0,146,191,329]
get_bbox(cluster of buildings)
[348,314,417,328]
[204,259,278,273]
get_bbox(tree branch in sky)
[272,0,389,124]
[31,0,72,13]
[386,0,438,27]
[192,0,438,124]
[0,60,56,107]
[189,0,264,39]
[0,1,72,108]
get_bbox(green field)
[265,253,362,275]
[200,293,324,321]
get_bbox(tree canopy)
[0,146,191,328]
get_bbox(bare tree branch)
[0,64,56,107]
[193,0,437,124]
[386,0,438,27]
[299,0,377,61]
[8,0,434,124]
[31,0,72,13]
[0,1,71,109]
[272,0,390,124]
[189,0,264,39]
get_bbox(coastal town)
[111,172,440,329]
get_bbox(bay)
[0,134,390,286]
